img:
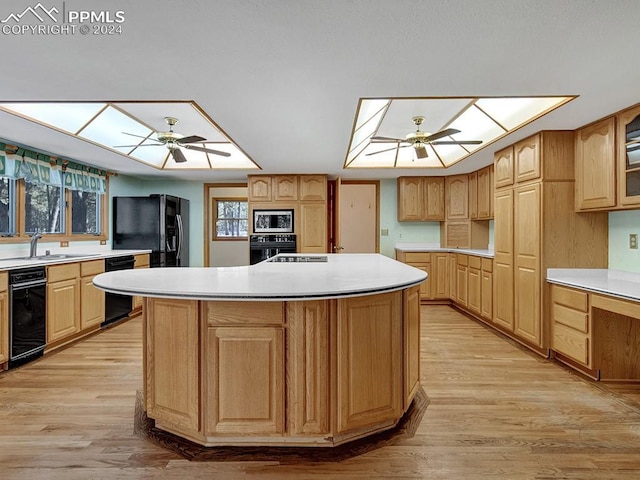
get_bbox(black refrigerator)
[112,194,189,267]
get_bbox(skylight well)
[0,101,260,171]
[344,96,575,169]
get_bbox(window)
[213,199,248,239]
[24,179,63,234]
[0,177,15,235]
[71,190,101,234]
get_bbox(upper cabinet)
[618,104,640,207]
[514,135,541,183]
[397,177,444,222]
[248,176,272,202]
[575,117,616,210]
[445,175,468,220]
[274,175,298,201]
[495,146,514,189]
[299,175,327,202]
[574,103,640,211]
[477,165,493,219]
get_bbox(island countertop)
[93,253,427,301]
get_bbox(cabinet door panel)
[617,105,640,206]
[424,177,445,220]
[468,267,481,314]
[337,292,403,433]
[274,175,298,201]
[248,176,272,202]
[481,270,493,320]
[397,177,424,221]
[469,171,478,219]
[493,189,513,330]
[494,147,514,188]
[80,276,104,329]
[299,175,327,201]
[300,203,327,253]
[403,286,421,409]
[0,288,7,364]
[432,253,449,299]
[515,135,541,183]
[47,278,80,343]
[446,175,469,220]
[208,326,284,434]
[456,265,468,307]
[477,166,492,218]
[575,117,616,210]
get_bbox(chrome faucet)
[29,230,42,258]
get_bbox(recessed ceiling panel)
[0,102,105,134]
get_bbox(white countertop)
[93,253,427,301]
[395,243,495,258]
[546,269,640,302]
[0,248,150,270]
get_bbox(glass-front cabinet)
[618,104,640,206]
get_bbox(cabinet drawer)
[552,285,588,312]
[591,294,640,319]
[403,252,431,263]
[47,263,80,283]
[80,259,104,277]
[553,304,589,333]
[481,257,493,272]
[134,254,150,268]
[206,301,284,325]
[0,271,7,292]
[457,254,468,266]
[468,255,481,269]
[553,322,589,365]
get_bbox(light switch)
[381,228,389,236]
[630,234,638,249]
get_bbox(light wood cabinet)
[575,117,616,210]
[132,254,150,311]
[456,255,468,307]
[80,260,104,330]
[448,254,457,301]
[395,252,430,300]
[551,285,591,367]
[446,175,469,220]
[477,165,493,219]
[248,175,272,202]
[336,292,403,433]
[469,171,478,219]
[431,252,449,299]
[494,146,514,189]
[514,134,541,183]
[397,176,445,221]
[514,183,542,347]
[46,263,80,344]
[403,286,421,409]
[299,175,327,201]
[480,258,493,320]
[617,104,640,206]
[146,298,200,433]
[0,272,7,367]
[274,175,298,201]
[207,326,285,434]
[467,256,481,315]
[299,202,327,253]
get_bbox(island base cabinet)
[206,326,285,435]
[336,291,403,433]
[403,286,421,409]
[145,299,200,434]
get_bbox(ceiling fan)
[114,116,231,163]
[367,116,482,159]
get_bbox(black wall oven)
[249,234,297,264]
[9,266,47,368]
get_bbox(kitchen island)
[93,253,426,447]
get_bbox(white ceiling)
[1,0,639,182]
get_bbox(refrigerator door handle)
[176,213,183,263]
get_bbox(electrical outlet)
[381,228,389,236]
[100,240,107,245]
[630,234,638,249]
[60,241,69,247]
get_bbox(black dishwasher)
[103,256,134,327]
[9,266,47,369]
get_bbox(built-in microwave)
[253,209,294,233]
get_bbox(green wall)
[379,178,440,258]
[609,210,640,272]
[109,175,206,266]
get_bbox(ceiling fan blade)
[423,128,461,142]
[182,144,231,157]
[365,145,411,156]
[113,143,165,148]
[370,136,407,143]
[431,140,483,145]
[415,145,428,159]
[122,131,160,142]
[171,148,187,163]
[178,135,207,144]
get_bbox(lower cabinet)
[46,263,81,345]
[0,272,8,367]
[481,258,493,320]
[403,286,421,409]
[456,255,468,307]
[80,260,104,330]
[551,285,591,367]
[336,291,403,433]
[467,256,481,315]
[132,254,150,311]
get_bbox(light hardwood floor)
[1,306,640,479]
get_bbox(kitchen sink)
[0,253,100,262]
